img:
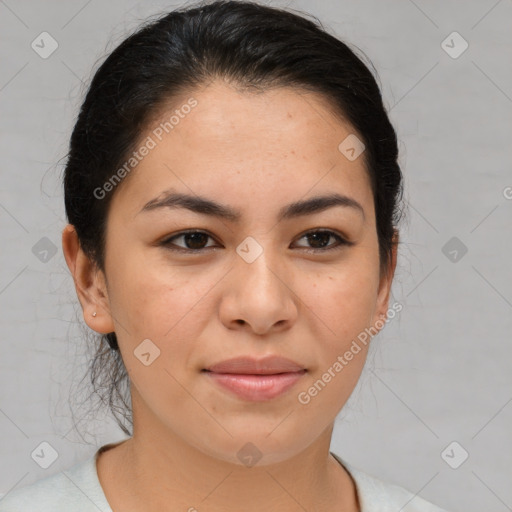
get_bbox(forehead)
[109,81,373,220]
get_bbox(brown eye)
[160,228,351,254]
[161,231,218,252]
[293,230,351,252]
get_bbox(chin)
[189,426,319,468]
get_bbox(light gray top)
[0,445,450,511]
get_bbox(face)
[78,80,396,465]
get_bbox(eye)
[160,230,219,253]
[292,229,352,252]
[160,228,352,254]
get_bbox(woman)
[0,1,450,510]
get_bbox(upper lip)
[204,355,305,374]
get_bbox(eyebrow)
[138,190,365,222]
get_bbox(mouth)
[202,355,307,401]
[202,370,306,401]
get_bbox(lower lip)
[204,371,306,401]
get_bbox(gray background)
[1,1,511,511]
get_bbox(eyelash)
[159,229,352,254]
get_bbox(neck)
[97,397,359,512]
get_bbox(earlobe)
[61,224,116,334]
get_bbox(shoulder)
[0,451,112,512]
[331,453,450,512]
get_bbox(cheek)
[107,246,209,330]
[295,251,379,398]
[111,266,214,402]
[293,273,376,421]
[302,255,380,339]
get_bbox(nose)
[219,246,298,335]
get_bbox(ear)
[371,229,399,330]
[61,224,115,334]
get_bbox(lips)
[204,355,305,374]
[203,355,306,401]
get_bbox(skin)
[62,80,397,512]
